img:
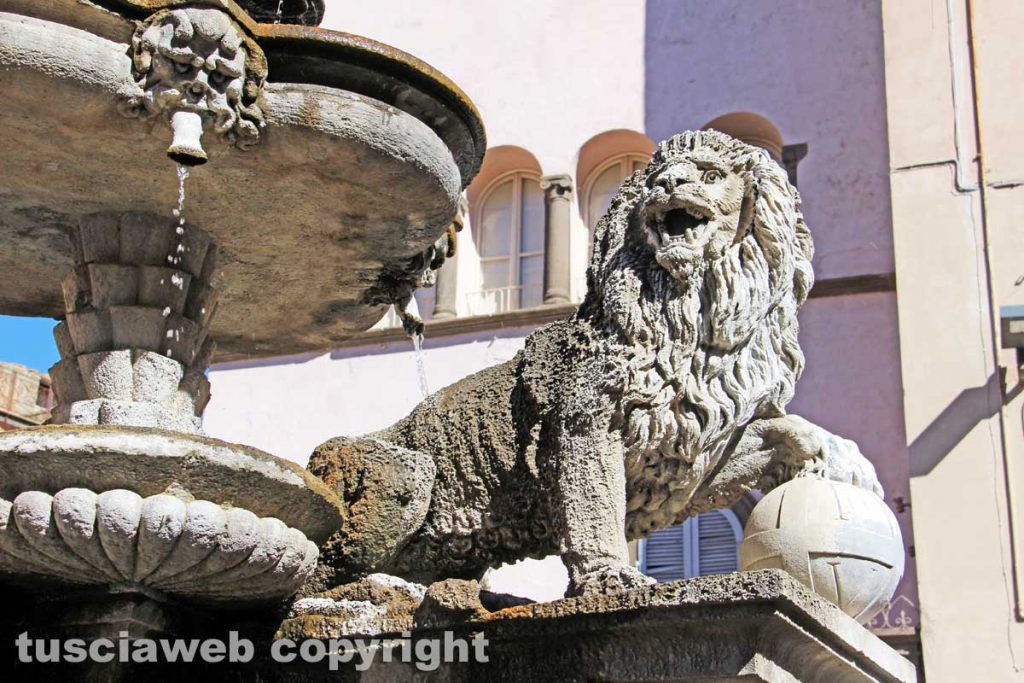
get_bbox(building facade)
[198,1,1021,680]
[0,362,52,430]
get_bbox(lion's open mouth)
[650,206,713,248]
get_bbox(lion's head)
[579,130,814,536]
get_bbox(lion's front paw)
[814,433,884,498]
[754,416,884,498]
[566,563,655,598]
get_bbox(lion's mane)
[577,130,814,538]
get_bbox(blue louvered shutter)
[640,522,688,582]
[695,510,740,576]
[640,509,741,581]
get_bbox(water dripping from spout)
[175,164,189,220]
[275,0,285,23]
[412,332,430,399]
[167,164,190,355]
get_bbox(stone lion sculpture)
[308,130,882,597]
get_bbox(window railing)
[465,284,543,316]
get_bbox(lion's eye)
[173,61,192,74]
[210,71,227,85]
[703,169,723,183]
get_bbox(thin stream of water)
[275,0,285,23]
[165,164,190,355]
[412,333,430,399]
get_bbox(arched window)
[473,171,545,312]
[638,509,743,581]
[582,153,650,232]
[577,131,655,236]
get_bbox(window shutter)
[696,510,740,576]
[641,523,688,582]
[640,509,742,582]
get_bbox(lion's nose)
[657,174,691,192]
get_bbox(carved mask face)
[141,9,247,131]
[640,151,748,279]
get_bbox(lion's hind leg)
[308,436,436,584]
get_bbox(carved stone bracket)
[48,213,219,433]
[119,7,268,163]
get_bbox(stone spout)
[167,111,208,166]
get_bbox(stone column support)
[432,197,467,320]
[48,213,219,433]
[540,174,574,305]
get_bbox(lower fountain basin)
[0,426,344,543]
[0,487,318,603]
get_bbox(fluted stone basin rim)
[0,426,345,543]
[0,487,319,602]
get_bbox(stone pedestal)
[272,570,916,682]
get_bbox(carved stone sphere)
[739,476,904,623]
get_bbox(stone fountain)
[0,2,914,681]
[0,0,479,643]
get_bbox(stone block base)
[275,570,916,682]
[0,571,916,682]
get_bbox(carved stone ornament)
[0,488,318,602]
[307,131,889,602]
[539,174,574,201]
[119,7,268,162]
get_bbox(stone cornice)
[331,273,897,350]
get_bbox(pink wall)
[644,0,893,280]
[791,293,919,628]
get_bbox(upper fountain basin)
[0,0,485,361]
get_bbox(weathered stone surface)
[413,578,489,629]
[0,487,318,602]
[0,4,482,359]
[50,213,219,432]
[0,426,345,543]
[284,573,426,639]
[308,132,887,600]
[274,571,915,682]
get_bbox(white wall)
[206,329,529,465]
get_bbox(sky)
[0,315,60,372]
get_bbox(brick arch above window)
[576,130,655,232]
[702,111,784,161]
